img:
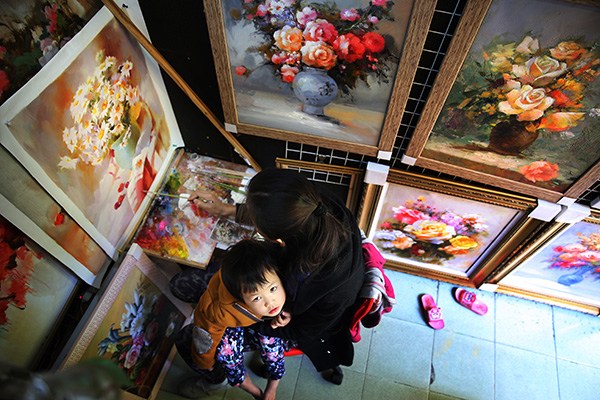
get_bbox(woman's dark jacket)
[237,191,364,371]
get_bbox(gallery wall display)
[488,211,600,315]
[0,0,102,106]
[133,151,255,267]
[0,214,79,368]
[60,244,192,400]
[0,146,110,286]
[0,1,184,259]
[275,157,364,214]
[360,169,544,286]
[203,0,436,156]
[404,0,599,202]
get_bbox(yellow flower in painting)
[392,236,415,250]
[408,220,456,245]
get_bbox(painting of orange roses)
[361,169,542,286]
[405,0,599,202]
[203,0,436,156]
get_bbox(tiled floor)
[157,270,600,400]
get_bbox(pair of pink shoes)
[421,288,488,330]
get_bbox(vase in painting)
[292,67,338,116]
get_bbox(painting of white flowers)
[363,169,538,285]
[0,3,183,258]
[204,0,435,155]
[495,213,600,313]
[61,245,191,399]
[405,0,599,202]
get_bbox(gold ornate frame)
[486,211,600,315]
[358,169,545,287]
[59,245,193,399]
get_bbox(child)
[191,239,291,400]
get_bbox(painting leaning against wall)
[0,214,79,368]
[0,5,180,257]
[0,0,102,106]
[405,0,599,201]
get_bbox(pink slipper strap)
[459,290,477,307]
[428,307,443,322]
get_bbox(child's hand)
[271,311,291,329]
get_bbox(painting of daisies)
[0,6,178,256]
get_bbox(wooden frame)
[60,244,193,399]
[487,211,600,315]
[203,0,436,156]
[359,169,544,286]
[404,0,600,202]
[275,158,364,214]
[0,1,184,259]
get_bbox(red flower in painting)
[1,218,34,326]
[519,160,559,182]
[0,70,9,98]
[362,32,385,54]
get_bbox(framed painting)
[275,157,364,214]
[203,0,436,156]
[133,150,256,268]
[0,1,184,259]
[0,146,110,286]
[487,211,600,315]
[360,169,545,286]
[0,0,102,106]
[60,244,192,400]
[0,214,79,368]
[404,0,600,202]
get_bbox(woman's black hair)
[244,168,349,274]
[220,239,281,300]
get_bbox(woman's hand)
[188,190,236,218]
[271,311,291,329]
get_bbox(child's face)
[241,270,286,318]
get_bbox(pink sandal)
[421,294,444,330]
[454,288,488,315]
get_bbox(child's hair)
[220,238,281,300]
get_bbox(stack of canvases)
[0,1,255,397]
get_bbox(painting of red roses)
[405,0,599,202]
[204,0,436,156]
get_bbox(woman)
[190,168,364,384]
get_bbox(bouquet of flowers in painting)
[0,0,101,105]
[235,0,396,112]
[96,284,184,396]
[373,196,489,265]
[549,229,600,286]
[0,217,34,328]
[431,33,599,189]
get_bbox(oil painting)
[0,146,110,286]
[204,0,435,155]
[0,4,182,258]
[61,245,191,399]
[0,0,102,105]
[497,215,600,312]
[405,0,599,201]
[361,169,539,285]
[134,152,255,267]
[0,214,78,368]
